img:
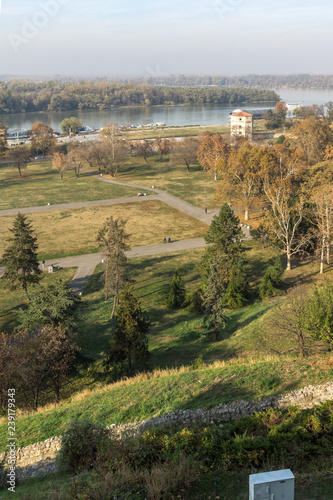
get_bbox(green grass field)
[98,156,221,209]
[0,161,143,210]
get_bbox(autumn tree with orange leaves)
[216,141,262,221]
[30,122,56,156]
[197,132,230,181]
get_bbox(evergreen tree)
[18,279,81,332]
[203,257,227,341]
[105,286,151,376]
[166,269,186,309]
[224,264,247,309]
[204,203,244,260]
[96,216,131,319]
[2,213,41,295]
[258,256,284,299]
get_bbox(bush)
[57,419,109,474]
[258,256,284,299]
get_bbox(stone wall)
[1,381,333,480]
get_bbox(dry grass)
[0,200,208,260]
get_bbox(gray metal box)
[249,469,295,500]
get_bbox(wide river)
[1,88,333,132]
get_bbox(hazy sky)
[0,0,332,76]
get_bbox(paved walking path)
[0,172,251,293]
[0,238,209,293]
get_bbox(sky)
[0,0,332,76]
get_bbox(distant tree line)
[0,80,279,114]
[129,74,333,89]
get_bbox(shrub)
[57,419,109,474]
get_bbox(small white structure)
[48,265,54,273]
[249,469,295,500]
[230,111,253,139]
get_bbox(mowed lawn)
[0,201,208,261]
[93,156,222,209]
[0,161,144,210]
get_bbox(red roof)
[231,111,253,117]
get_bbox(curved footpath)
[0,174,251,293]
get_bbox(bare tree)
[171,137,200,172]
[7,146,31,177]
[131,140,154,163]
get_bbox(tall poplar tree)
[2,213,41,295]
[96,216,131,319]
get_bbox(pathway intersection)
[0,174,250,293]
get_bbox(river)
[1,88,333,132]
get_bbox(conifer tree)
[166,269,186,309]
[258,256,284,299]
[205,204,244,260]
[224,264,247,309]
[2,213,41,295]
[105,286,151,376]
[203,257,227,341]
[96,216,131,319]
[18,279,81,332]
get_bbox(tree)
[18,279,81,333]
[259,145,310,271]
[105,285,151,376]
[197,132,230,181]
[99,121,128,177]
[203,257,227,341]
[307,180,333,274]
[217,141,262,221]
[1,326,79,410]
[2,213,41,295]
[0,120,7,154]
[224,264,247,309]
[171,137,200,172]
[67,145,85,177]
[258,256,284,299]
[266,287,314,358]
[166,269,186,309]
[154,138,171,161]
[52,151,68,180]
[60,117,83,135]
[131,140,154,163]
[30,122,56,156]
[290,116,333,165]
[302,281,333,345]
[7,145,31,177]
[96,216,131,319]
[204,204,244,262]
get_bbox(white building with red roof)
[230,111,253,139]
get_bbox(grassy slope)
[1,356,333,451]
[2,245,333,450]
[0,161,142,210]
[0,201,208,262]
